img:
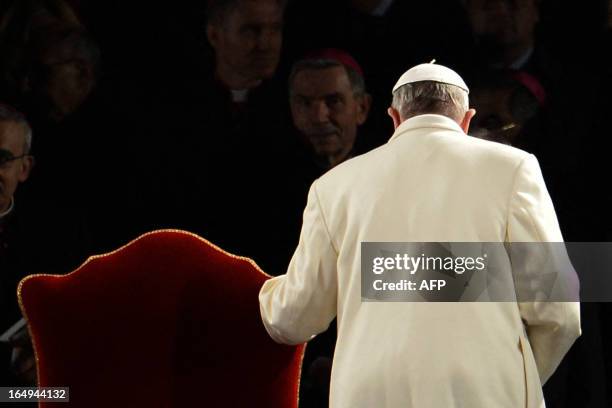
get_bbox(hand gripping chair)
[18,230,304,407]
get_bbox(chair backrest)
[18,229,304,407]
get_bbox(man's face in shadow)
[290,66,370,168]
[208,0,284,85]
[467,0,539,54]
[36,37,97,122]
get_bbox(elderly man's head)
[207,0,284,90]
[0,106,33,214]
[289,52,371,168]
[388,63,475,133]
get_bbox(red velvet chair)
[18,229,304,407]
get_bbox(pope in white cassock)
[259,63,581,408]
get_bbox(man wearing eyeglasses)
[0,104,92,389]
[0,107,33,219]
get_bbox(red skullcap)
[303,48,364,78]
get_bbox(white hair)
[391,81,469,122]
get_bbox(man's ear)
[387,106,402,130]
[355,93,372,125]
[206,23,219,48]
[460,108,476,134]
[18,156,34,183]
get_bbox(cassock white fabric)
[259,114,581,408]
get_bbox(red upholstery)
[18,230,304,407]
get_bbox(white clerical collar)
[0,197,14,219]
[509,47,534,70]
[490,47,534,70]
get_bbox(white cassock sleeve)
[259,181,338,345]
[507,154,581,385]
